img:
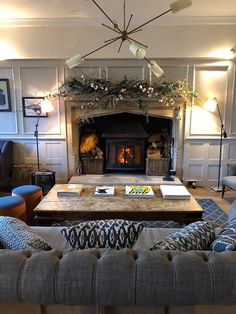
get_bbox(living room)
[0,1,236,313]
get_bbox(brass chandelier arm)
[104,36,122,43]
[91,0,123,33]
[128,8,172,35]
[102,23,121,35]
[125,14,133,32]
[127,36,148,48]
[117,40,124,53]
[129,28,142,34]
[123,0,127,29]
[81,37,121,58]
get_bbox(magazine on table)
[94,186,115,196]
[125,185,155,198]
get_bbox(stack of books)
[160,185,191,200]
[57,184,84,197]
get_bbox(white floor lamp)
[203,97,227,192]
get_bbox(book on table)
[160,185,191,200]
[125,185,155,198]
[94,186,115,196]
[57,184,84,196]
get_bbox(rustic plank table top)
[34,184,203,225]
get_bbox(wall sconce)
[203,97,227,192]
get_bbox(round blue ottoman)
[0,196,26,221]
[12,185,42,225]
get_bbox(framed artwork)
[22,97,47,117]
[0,79,11,112]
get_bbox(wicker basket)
[81,158,104,174]
[146,158,170,176]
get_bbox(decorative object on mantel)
[55,75,197,122]
[65,0,192,78]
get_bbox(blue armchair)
[221,162,236,198]
[0,140,14,187]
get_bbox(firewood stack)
[147,128,171,159]
[80,134,103,158]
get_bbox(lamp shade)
[129,43,146,59]
[65,53,84,69]
[40,99,54,113]
[170,0,192,13]
[203,98,217,112]
[148,61,164,78]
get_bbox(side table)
[12,164,32,187]
[31,170,56,195]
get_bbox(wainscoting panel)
[68,65,102,79]
[189,64,229,136]
[0,67,18,134]
[19,66,61,135]
[105,65,145,81]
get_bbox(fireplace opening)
[79,113,173,175]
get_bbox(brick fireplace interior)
[79,113,173,175]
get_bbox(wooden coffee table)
[34,184,203,226]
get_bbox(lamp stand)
[211,101,227,192]
[34,115,40,171]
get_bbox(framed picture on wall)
[0,79,11,112]
[22,97,48,117]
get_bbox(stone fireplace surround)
[66,100,184,180]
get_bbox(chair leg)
[221,185,226,198]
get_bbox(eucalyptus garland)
[54,75,197,121]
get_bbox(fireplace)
[79,113,173,174]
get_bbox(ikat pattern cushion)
[210,221,236,252]
[61,219,144,250]
[0,217,51,251]
[150,221,215,251]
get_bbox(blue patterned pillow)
[61,219,143,250]
[0,217,51,251]
[210,221,236,252]
[151,221,215,251]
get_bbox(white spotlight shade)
[203,98,217,112]
[170,0,192,13]
[40,99,54,113]
[129,43,146,59]
[65,53,84,69]
[148,61,164,78]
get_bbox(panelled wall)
[0,58,235,186]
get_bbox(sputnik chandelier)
[66,0,192,77]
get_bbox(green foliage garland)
[55,75,197,121]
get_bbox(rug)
[139,199,228,228]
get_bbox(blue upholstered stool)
[12,185,42,225]
[0,196,26,221]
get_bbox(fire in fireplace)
[105,139,145,171]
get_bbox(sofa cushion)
[210,221,236,252]
[0,217,51,251]
[150,221,215,251]
[61,219,143,250]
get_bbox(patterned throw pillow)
[150,221,215,251]
[0,217,51,251]
[210,221,236,252]
[61,219,143,250]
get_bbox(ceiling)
[0,0,236,26]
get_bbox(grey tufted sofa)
[1,225,236,314]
